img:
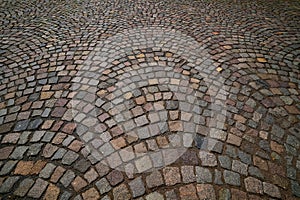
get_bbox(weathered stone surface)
[96,178,111,194]
[224,170,240,186]
[196,166,212,183]
[72,176,88,192]
[27,178,48,198]
[14,178,35,197]
[113,184,131,200]
[146,170,164,188]
[263,182,281,198]
[199,151,217,166]
[244,177,263,194]
[82,188,100,200]
[44,184,60,200]
[163,167,181,186]
[107,170,124,186]
[1,1,300,199]
[179,184,198,200]
[129,177,145,197]
[0,176,20,193]
[196,184,216,200]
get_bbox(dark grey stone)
[9,146,28,159]
[214,169,223,185]
[223,170,240,186]
[238,150,252,164]
[62,150,79,165]
[259,140,271,152]
[18,131,31,144]
[51,148,67,160]
[60,191,72,200]
[248,120,258,129]
[271,125,285,139]
[287,166,297,180]
[225,145,237,158]
[60,170,75,187]
[129,177,145,197]
[14,120,30,131]
[28,118,43,130]
[42,131,55,142]
[291,180,300,197]
[38,79,47,85]
[194,134,204,149]
[39,163,56,179]
[41,108,51,117]
[27,143,43,156]
[218,155,232,170]
[286,135,300,149]
[166,100,179,110]
[74,159,91,173]
[0,160,18,175]
[96,178,111,194]
[284,144,297,156]
[0,176,20,193]
[28,93,40,101]
[249,166,264,179]
[27,178,48,198]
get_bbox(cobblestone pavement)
[1,0,300,199]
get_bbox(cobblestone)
[179,184,198,200]
[60,170,75,187]
[218,155,232,170]
[199,151,217,166]
[232,160,248,175]
[0,160,17,175]
[146,192,164,200]
[181,166,196,183]
[196,184,216,200]
[107,170,124,186]
[0,176,20,193]
[244,177,263,194]
[146,170,164,188]
[84,168,99,183]
[1,0,300,199]
[113,184,131,200]
[27,178,48,198]
[196,166,212,183]
[44,184,60,200]
[96,178,111,194]
[39,163,56,179]
[14,178,34,197]
[263,182,281,198]
[163,167,181,186]
[82,188,100,200]
[72,176,88,192]
[224,170,241,186]
[62,150,79,165]
[219,188,231,200]
[0,147,14,160]
[9,146,28,159]
[129,177,145,198]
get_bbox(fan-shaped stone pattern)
[71,48,224,173]
[1,0,300,199]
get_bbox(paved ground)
[1,0,300,199]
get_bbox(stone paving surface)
[0,0,300,199]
